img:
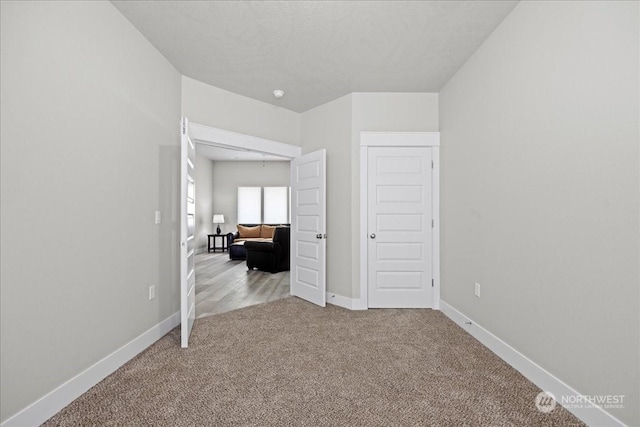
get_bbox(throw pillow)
[260,225,276,238]
[237,224,261,238]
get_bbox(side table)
[207,234,227,253]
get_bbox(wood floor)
[195,251,290,318]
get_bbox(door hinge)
[431,160,434,169]
[182,119,186,135]
[432,219,434,228]
[432,279,434,287]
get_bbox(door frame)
[190,123,327,308]
[358,132,440,310]
[185,122,302,313]
[189,122,302,160]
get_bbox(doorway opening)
[189,123,301,318]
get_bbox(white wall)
[350,93,439,298]
[301,94,354,297]
[439,1,639,425]
[0,1,182,423]
[211,161,291,234]
[194,154,216,252]
[182,76,301,146]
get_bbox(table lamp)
[213,214,225,235]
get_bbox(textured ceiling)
[112,1,518,112]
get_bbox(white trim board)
[360,131,440,147]
[326,292,367,311]
[1,312,180,427]
[189,122,302,159]
[430,147,440,310]
[439,301,625,427]
[358,132,441,310]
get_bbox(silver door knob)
[370,233,376,239]
[316,234,323,239]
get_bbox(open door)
[290,150,326,306]
[180,118,196,347]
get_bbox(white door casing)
[359,132,440,309]
[290,149,327,307]
[180,118,196,347]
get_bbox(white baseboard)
[439,301,625,427]
[1,312,181,427]
[326,292,367,310]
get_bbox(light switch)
[155,211,161,224]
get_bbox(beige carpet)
[44,297,583,426]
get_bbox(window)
[264,187,288,223]
[237,187,290,224]
[237,187,261,223]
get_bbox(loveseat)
[227,224,290,260]
[245,227,290,273]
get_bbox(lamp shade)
[213,214,225,224]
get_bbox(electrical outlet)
[474,282,481,298]
[149,285,156,300]
[155,211,161,224]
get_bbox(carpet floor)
[43,297,583,426]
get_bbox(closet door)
[367,146,433,308]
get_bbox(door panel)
[367,147,433,308]
[377,185,423,203]
[180,118,196,347]
[376,271,424,289]
[290,150,326,307]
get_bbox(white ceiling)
[112,0,518,113]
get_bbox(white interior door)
[180,118,196,347]
[367,147,433,308]
[290,149,326,306]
